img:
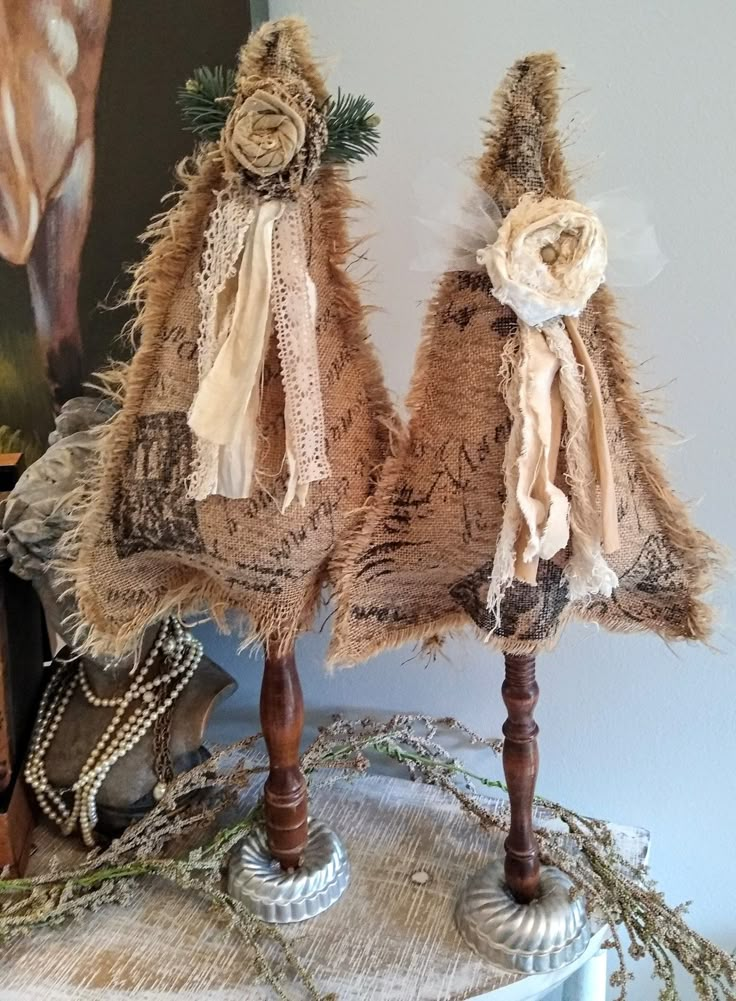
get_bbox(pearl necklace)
[25,617,203,847]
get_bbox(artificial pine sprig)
[322,89,380,163]
[177,66,236,141]
[177,67,380,164]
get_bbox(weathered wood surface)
[1,773,648,1000]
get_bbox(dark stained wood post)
[260,641,308,870]
[501,653,541,904]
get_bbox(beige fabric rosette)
[477,194,620,619]
[225,88,307,177]
[188,89,330,508]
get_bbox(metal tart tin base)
[227,817,349,924]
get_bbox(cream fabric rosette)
[476,194,620,620]
[225,88,307,177]
[477,194,608,327]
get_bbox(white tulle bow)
[412,159,666,286]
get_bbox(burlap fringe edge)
[328,53,721,667]
[56,139,394,660]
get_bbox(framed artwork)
[0,0,251,457]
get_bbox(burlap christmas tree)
[71,19,392,657]
[330,53,717,666]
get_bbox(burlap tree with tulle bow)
[329,53,718,959]
[331,54,716,666]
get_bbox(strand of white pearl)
[26,617,176,834]
[71,619,186,788]
[74,638,203,844]
[25,616,180,828]
[24,618,202,846]
[25,662,79,826]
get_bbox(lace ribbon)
[487,316,620,623]
[188,184,329,507]
[271,201,331,509]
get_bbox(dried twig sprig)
[1,716,734,1001]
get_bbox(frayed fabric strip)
[486,316,619,626]
[545,318,619,601]
[481,192,619,626]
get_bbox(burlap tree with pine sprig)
[68,17,392,912]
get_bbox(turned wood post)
[501,653,541,904]
[260,641,308,870]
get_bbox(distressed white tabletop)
[0,773,648,1001]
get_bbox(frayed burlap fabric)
[71,19,392,657]
[329,53,718,666]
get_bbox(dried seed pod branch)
[1,717,733,1001]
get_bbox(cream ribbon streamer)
[487,316,620,624]
[188,188,330,507]
[564,315,619,556]
[513,324,567,585]
[546,318,619,599]
[480,195,620,623]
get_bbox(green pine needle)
[323,88,380,164]
[177,66,235,141]
[176,67,380,164]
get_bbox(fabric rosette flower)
[477,194,608,326]
[225,88,306,177]
[222,79,328,199]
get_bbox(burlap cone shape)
[72,19,392,657]
[329,53,717,666]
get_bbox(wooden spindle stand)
[501,653,541,904]
[227,642,350,921]
[260,641,308,870]
[455,650,590,970]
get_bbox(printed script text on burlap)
[329,53,717,665]
[72,21,392,657]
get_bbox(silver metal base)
[455,860,591,974]
[227,818,349,923]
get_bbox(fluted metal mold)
[227,818,350,923]
[455,861,591,974]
